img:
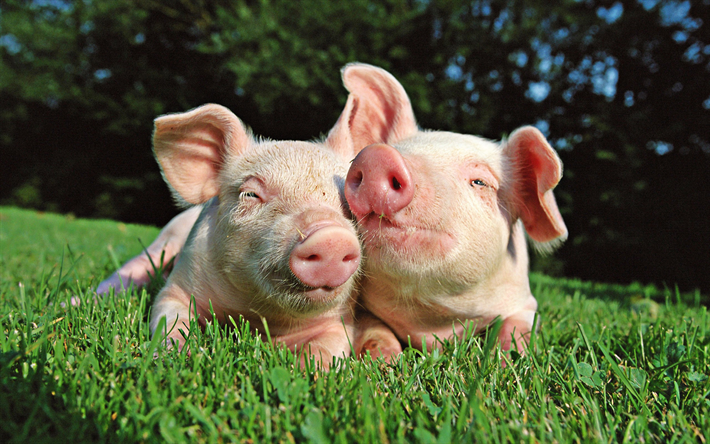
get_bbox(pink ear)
[504,126,568,245]
[153,104,250,205]
[325,63,418,158]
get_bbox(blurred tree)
[1,0,708,291]
[1,0,217,223]
[543,0,710,292]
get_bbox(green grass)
[1,205,708,443]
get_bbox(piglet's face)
[213,141,360,317]
[346,132,513,292]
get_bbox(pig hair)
[529,233,567,255]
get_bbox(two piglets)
[142,103,365,367]
[99,63,568,362]
[340,63,568,355]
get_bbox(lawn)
[1,205,708,443]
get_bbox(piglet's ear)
[326,63,418,158]
[153,104,251,206]
[504,126,568,249]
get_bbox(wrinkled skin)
[140,104,370,368]
[341,64,568,356]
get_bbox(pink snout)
[289,225,361,289]
[345,143,414,219]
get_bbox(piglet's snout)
[289,226,360,289]
[345,143,414,219]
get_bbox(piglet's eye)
[241,191,260,199]
[470,179,488,188]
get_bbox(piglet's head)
[152,104,361,319]
[340,64,567,291]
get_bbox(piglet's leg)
[354,310,402,362]
[97,206,201,295]
[498,309,538,353]
[150,284,200,351]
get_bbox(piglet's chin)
[302,285,347,304]
[272,284,352,319]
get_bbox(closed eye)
[241,191,261,199]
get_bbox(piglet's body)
[149,104,362,367]
[341,64,568,354]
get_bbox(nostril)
[351,171,363,186]
[391,176,401,190]
[342,253,359,263]
[305,254,320,261]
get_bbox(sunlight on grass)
[1,206,708,443]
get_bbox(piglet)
[147,104,362,367]
[341,64,568,355]
[96,78,407,363]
